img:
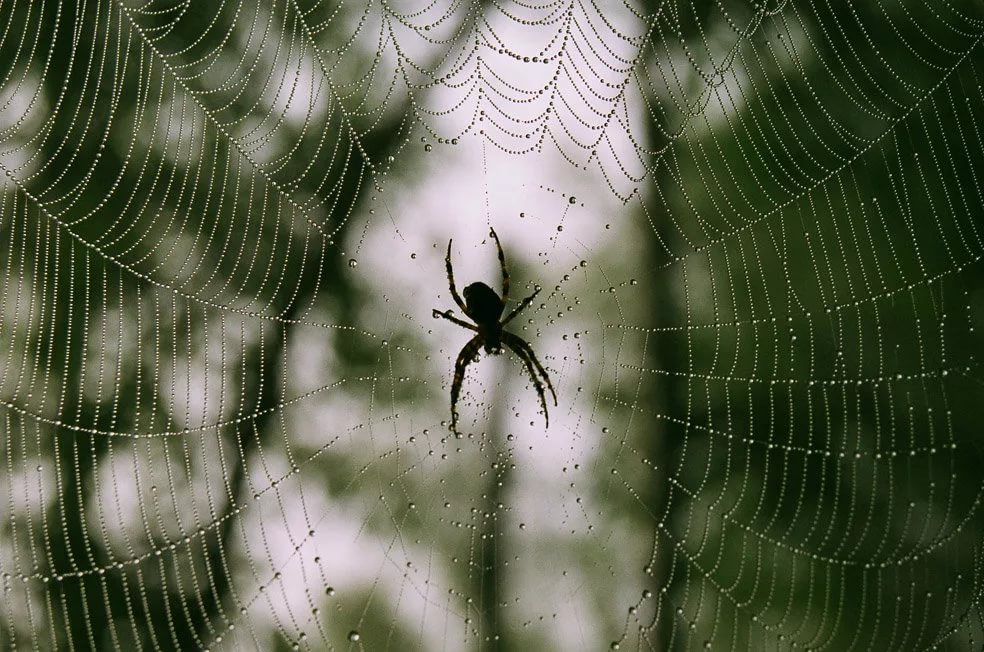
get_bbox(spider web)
[2,0,984,650]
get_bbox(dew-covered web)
[2,0,984,650]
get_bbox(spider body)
[462,282,505,352]
[433,228,558,433]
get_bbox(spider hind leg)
[503,332,557,405]
[502,331,557,428]
[449,334,483,433]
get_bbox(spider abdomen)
[463,282,504,326]
[480,326,503,354]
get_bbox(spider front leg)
[501,287,541,325]
[489,227,509,302]
[432,309,477,331]
[445,240,469,315]
[449,334,483,433]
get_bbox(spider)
[432,227,558,433]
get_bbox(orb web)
[1,0,984,650]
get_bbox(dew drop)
[424,143,433,152]
[348,259,358,268]
[568,196,577,204]
[348,630,360,642]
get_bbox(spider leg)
[445,239,469,316]
[502,331,558,407]
[432,309,478,331]
[503,335,553,428]
[501,287,541,326]
[489,227,509,303]
[449,334,483,433]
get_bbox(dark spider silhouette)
[432,228,558,433]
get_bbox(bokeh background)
[2,1,984,650]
